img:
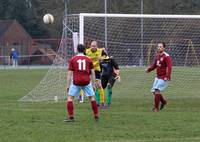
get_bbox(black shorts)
[101,75,116,89]
[95,71,101,80]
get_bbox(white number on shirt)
[77,59,86,70]
[156,60,161,67]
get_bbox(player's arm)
[94,48,107,61]
[66,70,72,92]
[83,50,86,55]
[90,69,96,90]
[99,60,103,72]
[99,48,107,60]
[145,58,156,73]
[111,58,121,81]
[112,59,120,76]
[166,56,172,81]
[66,60,73,92]
[89,59,96,89]
[101,48,107,56]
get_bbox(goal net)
[20,13,200,102]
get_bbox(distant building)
[0,20,57,65]
[0,20,32,57]
[30,46,56,65]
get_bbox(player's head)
[102,52,110,60]
[157,42,165,53]
[77,44,86,53]
[11,48,15,51]
[90,40,98,52]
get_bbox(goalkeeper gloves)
[115,76,121,82]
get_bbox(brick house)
[0,20,32,64]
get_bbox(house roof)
[0,20,14,37]
[0,20,32,39]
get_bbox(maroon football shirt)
[68,54,94,86]
[147,52,172,80]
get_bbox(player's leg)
[106,76,116,107]
[65,95,75,122]
[83,84,99,121]
[151,78,160,112]
[151,78,168,112]
[157,79,168,110]
[95,80,100,106]
[160,94,167,110]
[89,96,99,121]
[78,89,84,103]
[98,81,105,108]
[99,86,105,108]
[154,89,167,111]
[158,79,168,110]
[105,85,112,107]
[101,75,109,106]
[96,79,105,108]
[16,59,18,66]
[64,84,80,122]
[12,59,15,67]
[95,71,105,108]
[153,89,160,112]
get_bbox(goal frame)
[79,13,200,44]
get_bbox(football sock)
[160,94,167,104]
[67,101,74,118]
[95,89,100,105]
[106,87,112,106]
[79,90,84,102]
[154,93,160,109]
[91,100,98,117]
[99,87,105,105]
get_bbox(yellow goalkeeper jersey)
[86,48,103,71]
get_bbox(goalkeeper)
[100,54,120,107]
[85,40,107,108]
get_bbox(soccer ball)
[43,14,54,24]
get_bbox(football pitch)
[0,68,200,142]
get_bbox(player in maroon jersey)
[64,44,99,122]
[145,42,172,112]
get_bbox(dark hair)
[77,44,85,53]
[158,42,166,48]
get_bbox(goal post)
[20,13,200,102]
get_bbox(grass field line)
[97,137,200,142]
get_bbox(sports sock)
[99,87,105,104]
[67,101,74,118]
[95,89,100,105]
[91,100,98,117]
[160,94,167,104]
[154,93,160,109]
[79,90,84,102]
[106,87,112,106]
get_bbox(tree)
[1,0,200,38]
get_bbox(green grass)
[0,68,200,142]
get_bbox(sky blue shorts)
[68,83,95,97]
[151,77,168,92]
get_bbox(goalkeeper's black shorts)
[101,75,116,89]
